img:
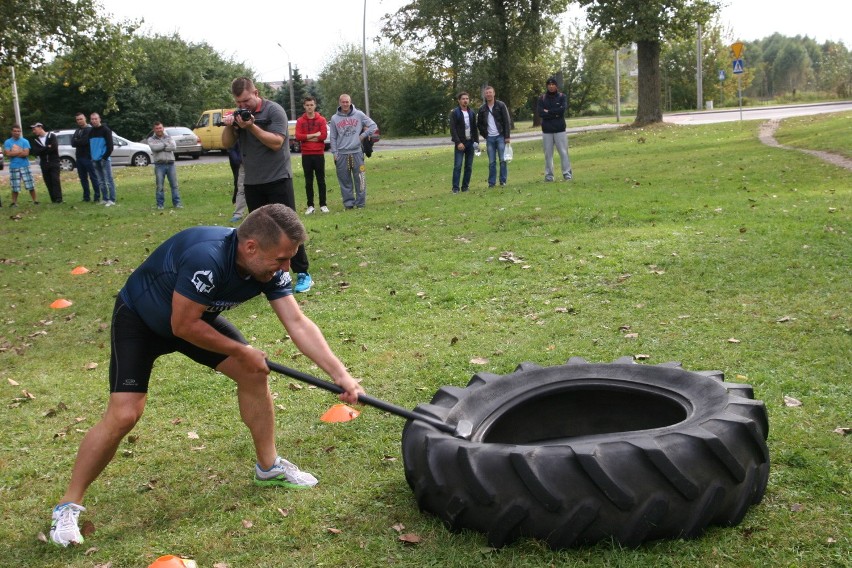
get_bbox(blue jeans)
[155,162,182,207]
[91,158,116,202]
[452,140,475,191]
[486,135,507,186]
[76,157,100,201]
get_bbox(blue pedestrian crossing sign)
[733,59,744,74]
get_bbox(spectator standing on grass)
[71,112,100,202]
[221,77,313,293]
[537,77,572,182]
[146,121,184,210]
[30,123,63,203]
[295,96,329,214]
[3,124,39,207]
[328,93,377,209]
[47,204,365,548]
[449,91,479,193]
[89,113,117,207]
[477,86,512,188]
[228,140,246,223]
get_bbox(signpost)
[731,42,745,121]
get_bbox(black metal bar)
[266,360,457,435]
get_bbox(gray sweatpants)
[335,152,366,208]
[542,131,572,181]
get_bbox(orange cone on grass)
[321,403,360,423]
[50,299,73,309]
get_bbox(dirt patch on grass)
[759,119,852,170]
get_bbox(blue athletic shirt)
[119,226,292,337]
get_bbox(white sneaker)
[50,502,86,547]
[104,200,115,207]
[305,206,315,215]
[254,456,318,488]
[320,206,330,213]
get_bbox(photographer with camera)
[222,77,313,293]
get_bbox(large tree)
[0,0,142,117]
[577,0,719,125]
[383,0,568,116]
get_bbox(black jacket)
[31,132,60,167]
[537,90,568,133]
[477,100,511,139]
[449,106,479,144]
[71,125,93,159]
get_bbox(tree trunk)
[634,39,663,125]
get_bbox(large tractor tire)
[401,357,770,549]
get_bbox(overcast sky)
[99,0,847,82]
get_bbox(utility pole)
[615,50,621,122]
[11,66,22,126]
[276,43,296,120]
[361,0,371,116]
[696,23,703,110]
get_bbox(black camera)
[233,108,253,121]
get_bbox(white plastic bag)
[503,143,513,162]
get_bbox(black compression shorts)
[109,296,247,393]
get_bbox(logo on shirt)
[191,270,215,294]
[275,271,291,288]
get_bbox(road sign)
[733,59,744,74]
[718,70,726,81]
[731,42,744,59]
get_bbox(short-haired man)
[222,77,313,293]
[537,77,572,181]
[48,203,365,547]
[146,121,184,209]
[477,86,512,187]
[328,94,377,209]
[295,96,329,214]
[71,112,100,202]
[3,124,40,207]
[89,113,117,206]
[30,122,63,203]
[448,92,479,193]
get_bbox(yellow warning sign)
[731,42,744,59]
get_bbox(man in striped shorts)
[3,125,40,207]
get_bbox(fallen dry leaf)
[242,519,253,529]
[288,383,303,391]
[187,431,200,439]
[81,520,96,537]
[623,333,639,339]
[790,503,804,512]
[327,527,342,534]
[214,563,229,568]
[84,546,99,556]
[93,563,113,568]
[727,338,741,343]
[171,417,182,425]
[7,378,19,386]
[399,533,422,545]
[783,396,803,407]
[36,532,48,543]
[22,389,36,399]
[470,357,489,365]
[775,315,793,323]
[84,362,98,370]
[392,523,405,533]
[832,427,850,436]
[277,508,289,517]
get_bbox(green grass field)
[1,112,849,567]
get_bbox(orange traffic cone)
[148,555,196,568]
[320,403,360,423]
[50,299,73,309]
[71,266,90,275]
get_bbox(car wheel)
[59,157,76,172]
[191,153,200,160]
[401,357,770,549]
[131,153,150,167]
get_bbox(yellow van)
[193,109,234,152]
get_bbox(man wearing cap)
[31,123,64,203]
[3,124,40,207]
[537,77,572,182]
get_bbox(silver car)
[55,129,153,172]
[141,126,202,160]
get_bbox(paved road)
[4,102,850,178]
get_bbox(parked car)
[192,108,234,152]
[55,130,152,172]
[141,126,202,159]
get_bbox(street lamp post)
[276,43,296,120]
